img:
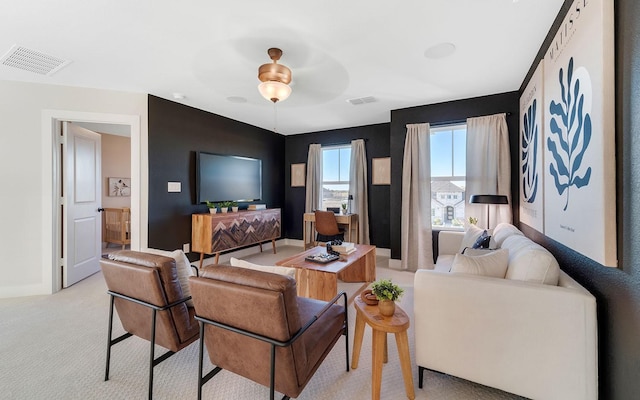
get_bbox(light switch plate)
[167,182,181,192]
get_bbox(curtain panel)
[401,123,434,271]
[466,113,512,229]
[349,139,370,244]
[305,144,322,213]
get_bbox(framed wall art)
[372,157,391,185]
[519,61,545,234]
[542,0,616,267]
[291,163,305,187]
[108,177,131,197]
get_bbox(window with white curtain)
[321,145,351,211]
[430,124,466,228]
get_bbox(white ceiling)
[0,0,563,135]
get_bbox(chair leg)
[148,309,158,400]
[343,293,350,372]
[418,366,425,389]
[105,295,115,381]
[198,322,205,400]
[270,344,276,400]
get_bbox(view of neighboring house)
[431,181,465,227]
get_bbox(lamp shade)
[258,81,291,103]
[469,194,508,205]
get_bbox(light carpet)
[0,246,526,399]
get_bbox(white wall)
[0,80,147,298]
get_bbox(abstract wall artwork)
[543,0,616,267]
[291,163,305,187]
[519,61,545,234]
[108,177,131,197]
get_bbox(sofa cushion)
[462,248,495,257]
[450,249,509,278]
[144,248,195,306]
[230,257,296,279]
[458,224,486,253]
[502,235,560,285]
[492,223,524,248]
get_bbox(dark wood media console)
[191,208,281,267]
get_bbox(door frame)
[43,110,143,293]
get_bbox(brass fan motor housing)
[258,48,291,84]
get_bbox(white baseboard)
[388,258,402,269]
[0,283,50,299]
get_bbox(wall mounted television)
[196,152,262,203]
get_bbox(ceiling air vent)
[347,96,377,106]
[0,44,71,76]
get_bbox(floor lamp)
[469,194,508,229]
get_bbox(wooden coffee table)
[275,245,376,302]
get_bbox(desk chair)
[314,210,345,244]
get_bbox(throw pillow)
[472,230,491,249]
[144,248,195,306]
[230,257,296,279]
[450,248,509,279]
[458,224,486,253]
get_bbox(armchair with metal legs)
[100,251,199,400]
[189,265,349,400]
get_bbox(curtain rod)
[320,138,368,147]
[424,112,513,128]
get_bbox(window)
[431,124,466,228]
[322,145,351,211]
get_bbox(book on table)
[332,242,355,253]
[338,247,356,255]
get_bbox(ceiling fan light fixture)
[257,48,292,103]
[258,80,291,103]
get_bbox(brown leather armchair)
[314,210,345,243]
[189,265,349,400]
[100,250,199,400]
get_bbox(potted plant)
[341,202,348,215]
[231,201,239,213]
[206,201,218,214]
[371,279,404,317]
[220,201,231,213]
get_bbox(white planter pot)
[221,207,228,213]
[232,206,239,213]
[209,208,217,214]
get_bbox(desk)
[303,212,358,249]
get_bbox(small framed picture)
[108,177,131,197]
[291,163,306,187]
[372,157,391,185]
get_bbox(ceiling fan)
[257,48,292,103]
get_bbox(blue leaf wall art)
[521,99,539,203]
[547,57,592,211]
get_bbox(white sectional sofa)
[414,223,598,400]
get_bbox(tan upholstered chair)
[189,265,349,400]
[100,250,199,400]
[314,210,345,244]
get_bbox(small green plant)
[219,201,232,209]
[206,201,218,209]
[341,203,347,212]
[468,216,478,225]
[230,201,238,207]
[371,279,404,301]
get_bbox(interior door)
[63,122,102,287]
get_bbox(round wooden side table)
[351,295,415,400]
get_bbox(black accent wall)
[389,93,520,259]
[147,95,285,256]
[283,123,391,248]
[516,0,640,398]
